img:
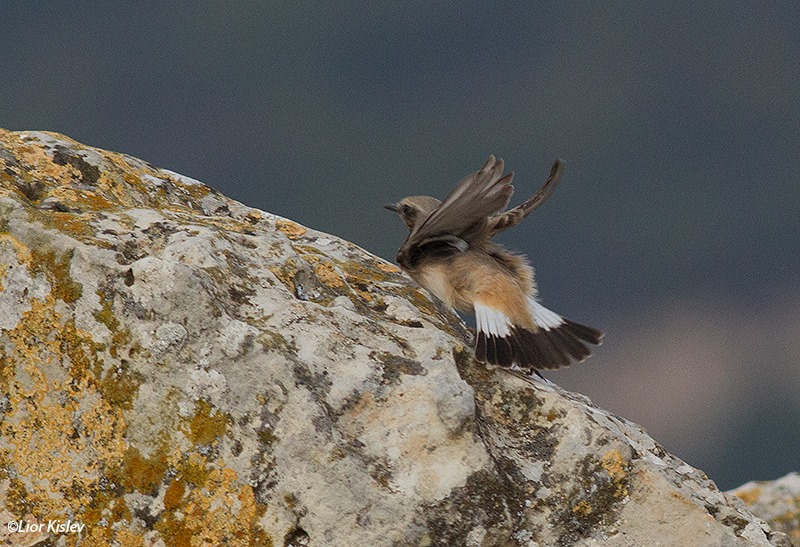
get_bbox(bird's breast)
[416,263,458,308]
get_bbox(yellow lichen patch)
[163,477,187,511]
[93,290,133,360]
[9,140,75,189]
[163,174,213,201]
[378,262,400,273]
[733,486,762,505]
[99,154,160,207]
[339,259,389,283]
[0,130,226,217]
[0,233,33,265]
[94,292,120,333]
[0,263,6,291]
[82,488,125,532]
[1,296,127,519]
[349,279,373,302]
[340,260,393,303]
[572,500,593,517]
[110,495,132,525]
[268,260,298,295]
[245,210,263,223]
[47,184,115,212]
[258,330,295,354]
[58,314,141,415]
[292,244,326,256]
[40,211,95,238]
[83,441,173,543]
[29,247,83,303]
[157,467,271,547]
[275,219,306,240]
[189,214,262,237]
[3,134,117,212]
[78,186,117,211]
[180,452,212,487]
[75,149,153,211]
[184,400,230,447]
[405,288,438,318]
[118,445,170,495]
[114,528,147,547]
[301,254,346,290]
[601,449,631,498]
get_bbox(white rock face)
[0,129,790,546]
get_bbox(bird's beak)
[383,203,398,212]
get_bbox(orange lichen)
[275,219,306,240]
[245,210,263,223]
[11,140,75,187]
[301,254,346,290]
[114,529,147,547]
[733,486,762,505]
[157,467,271,547]
[164,480,186,514]
[184,399,230,447]
[1,296,127,519]
[339,259,389,283]
[180,452,212,487]
[601,449,631,498]
[339,259,395,304]
[0,130,223,217]
[268,260,298,295]
[377,262,400,273]
[43,211,96,238]
[0,129,282,545]
[349,281,373,302]
[0,233,29,263]
[572,500,593,517]
[118,446,170,495]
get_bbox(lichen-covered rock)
[0,129,788,545]
[730,473,800,545]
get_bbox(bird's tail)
[474,298,603,372]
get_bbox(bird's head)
[384,195,441,231]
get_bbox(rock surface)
[730,473,800,545]
[0,129,790,546]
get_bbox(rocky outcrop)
[0,129,790,546]
[730,473,800,545]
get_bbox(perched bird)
[385,155,602,375]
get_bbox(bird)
[385,155,603,376]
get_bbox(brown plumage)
[385,155,602,375]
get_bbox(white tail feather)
[528,298,565,331]
[475,302,512,337]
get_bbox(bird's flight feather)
[400,155,514,254]
[488,158,564,236]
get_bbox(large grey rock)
[0,129,789,545]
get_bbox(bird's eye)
[401,205,413,216]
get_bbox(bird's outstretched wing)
[488,159,564,236]
[397,156,514,267]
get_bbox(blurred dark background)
[2,2,798,490]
